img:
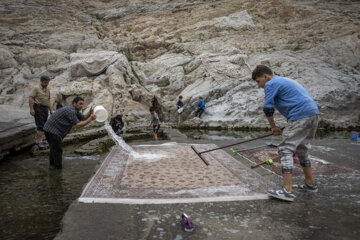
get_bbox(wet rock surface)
[0,105,35,160]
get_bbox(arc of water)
[104,121,137,155]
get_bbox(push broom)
[191,132,275,166]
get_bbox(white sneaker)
[267,187,296,202]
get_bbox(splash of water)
[104,121,136,154]
[104,121,167,160]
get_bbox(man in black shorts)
[148,106,160,140]
[29,76,53,148]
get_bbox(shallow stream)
[0,129,357,239]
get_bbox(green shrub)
[294,45,301,51]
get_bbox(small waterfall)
[104,121,136,154]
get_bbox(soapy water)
[172,185,251,197]
[131,152,167,162]
[105,121,136,154]
[104,121,166,160]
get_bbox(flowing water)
[104,121,165,160]
[104,121,136,154]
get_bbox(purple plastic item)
[181,213,194,232]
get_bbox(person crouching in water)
[110,114,124,136]
[148,106,160,140]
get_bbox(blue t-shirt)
[263,75,319,121]
[197,101,205,109]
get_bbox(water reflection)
[180,129,350,140]
[0,153,102,240]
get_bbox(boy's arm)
[155,119,160,127]
[266,115,281,136]
[263,84,281,135]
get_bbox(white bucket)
[94,105,108,122]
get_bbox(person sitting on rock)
[110,114,124,136]
[176,96,184,125]
[29,75,53,149]
[252,65,320,202]
[148,106,160,141]
[43,96,96,169]
[195,96,205,118]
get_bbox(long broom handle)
[251,156,279,168]
[197,133,274,154]
[251,161,266,168]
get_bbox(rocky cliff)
[1,0,359,129]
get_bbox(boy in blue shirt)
[195,97,205,118]
[252,65,320,202]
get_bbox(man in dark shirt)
[176,96,184,125]
[43,96,96,169]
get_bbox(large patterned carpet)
[237,148,359,176]
[79,143,274,204]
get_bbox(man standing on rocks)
[29,76,53,148]
[252,65,320,202]
[43,97,96,169]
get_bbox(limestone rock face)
[0,0,359,129]
[196,10,255,31]
[69,51,119,77]
[0,47,18,69]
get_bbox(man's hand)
[89,106,94,115]
[148,125,151,128]
[90,114,96,121]
[271,126,282,136]
[50,109,53,115]
[30,109,35,116]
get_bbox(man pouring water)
[43,97,96,169]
